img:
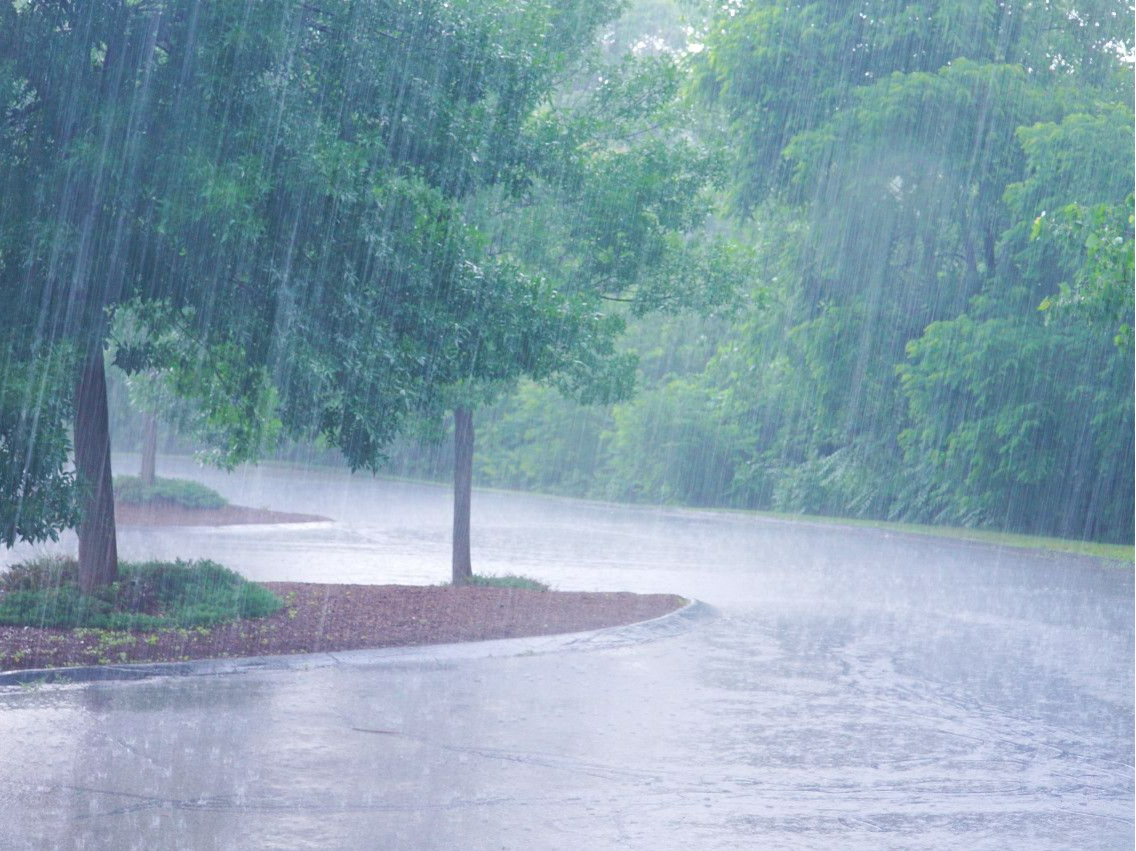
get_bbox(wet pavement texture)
[1,457,1133,850]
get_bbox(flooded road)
[2,458,1133,849]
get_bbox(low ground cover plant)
[0,557,281,630]
[466,573,551,591]
[113,476,228,510]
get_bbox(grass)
[113,475,228,510]
[736,509,1134,563]
[465,573,551,591]
[0,556,282,630]
[119,455,1133,564]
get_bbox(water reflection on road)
[2,457,1132,850]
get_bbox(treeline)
[392,1,1135,543]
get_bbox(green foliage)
[696,0,1129,211]
[599,377,739,505]
[3,0,1131,552]
[1041,195,1136,350]
[112,476,228,510]
[0,348,80,545]
[110,300,282,470]
[449,0,1134,545]
[474,383,612,494]
[894,100,1134,541]
[1,0,649,546]
[0,557,281,630]
[466,573,551,591]
[898,302,1134,539]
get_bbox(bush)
[0,556,281,630]
[466,573,550,591]
[113,476,228,509]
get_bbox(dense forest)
[388,0,1136,543]
[2,0,1132,593]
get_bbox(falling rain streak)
[0,1,1132,849]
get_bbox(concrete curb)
[0,598,716,687]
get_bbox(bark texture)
[452,405,474,585]
[139,412,158,486]
[74,349,118,593]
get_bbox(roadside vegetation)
[466,574,552,592]
[738,511,1135,564]
[0,557,281,631]
[113,476,228,511]
[383,0,1134,551]
[1,0,1130,601]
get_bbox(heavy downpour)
[0,1,1132,848]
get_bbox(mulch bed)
[114,500,329,526]
[1,501,684,673]
[0,583,686,672]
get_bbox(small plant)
[0,557,281,630]
[465,573,551,592]
[113,476,228,510]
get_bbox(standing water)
[1,458,1131,849]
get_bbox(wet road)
[2,458,1133,849]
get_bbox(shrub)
[113,476,228,510]
[0,557,281,629]
[466,573,550,591]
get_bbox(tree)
[2,2,327,588]
[0,1,229,590]
[0,0,633,589]
[682,0,1133,536]
[897,104,1134,540]
[439,52,747,582]
[386,0,1131,545]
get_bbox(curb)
[0,598,715,687]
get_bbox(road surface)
[1,458,1132,849]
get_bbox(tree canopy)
[2,0,1131,565]
[0,0,639,558]
[435,0,1133,543]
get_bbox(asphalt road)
[1,458,1132,850]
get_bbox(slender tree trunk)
[451,405,474,586]
[983,229,997,276]
[75,349,118,593]
[139,412,158,486]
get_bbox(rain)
[0,1,1132,848]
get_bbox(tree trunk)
[139,412,158,486]
[451,405,474,586]
[75,349,118,593]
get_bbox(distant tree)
[897,105,1134,539]
[108,300,282,486]
[441,53,747,583]
[685,0,1133,537]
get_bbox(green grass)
[113,476,228,510]
[465,573,551,591]
[738,509,1134,563]
[0,557,282,630]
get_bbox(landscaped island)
[0,481,685,674]
[0,570,685,673]
[113,475,329,527]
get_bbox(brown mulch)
[114,500,329,526]
[0,583,687,672]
